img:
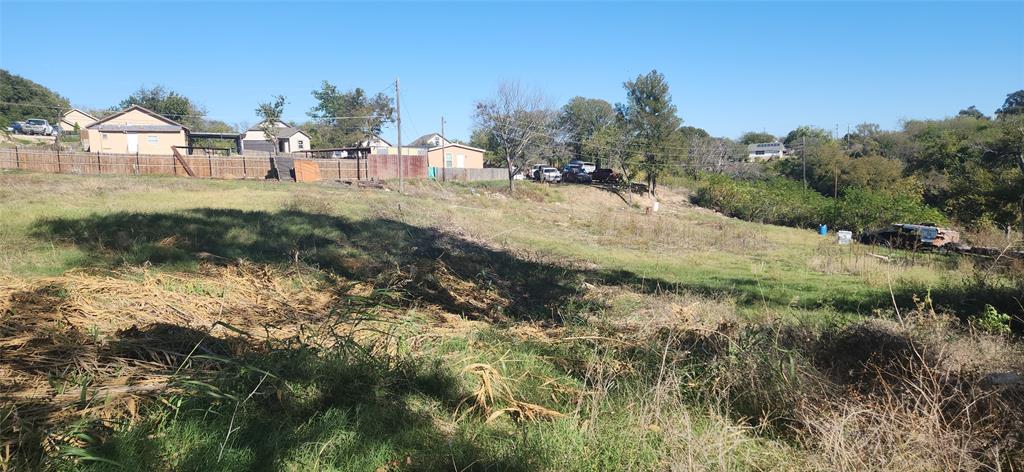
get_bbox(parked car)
[530,164,551,180]
[537,166,562,183]
[562,166,592,184]
[859,223,960,249]
[591,168,621,183]
[21,119,54,135]
[569,159,596,173]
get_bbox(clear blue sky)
[2,1,1021,143]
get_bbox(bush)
[694,174,948,232]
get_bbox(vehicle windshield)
[27,120,44,125]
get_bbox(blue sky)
[2,1,1021,143]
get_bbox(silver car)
[22,119,54,135]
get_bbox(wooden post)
[242,156,248,179]
[135,152,140,175]
[56,147,62,173]
[357,155,361,180]
[208,154,214,178]
[338,160,342,180]
[14,146,19,169]
[96,153,102,174]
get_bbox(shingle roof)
[91,124,183,132]
[409,133,440,147]
[86,105,187,130]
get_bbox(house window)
[444,152,453,168]
[755,150,765,155]
[147,135,159,144]
[298,140,304,150]
[102,133,108,140]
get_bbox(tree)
[473,81,554,192]
[255,95,286,153]
[782,126,831,148]
[308,81,394,148]
[117,85,205,129]
[995,90,1024,118]
[958,106,988,120]
[557,97,614,159]
[0,69,70,126]
[619,70,681,198]
[738,131,776,145]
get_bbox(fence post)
[135,152,140,175]
[338,160,342,180]
[207,154,213,178]
[56,147,62,173]
[14,146,19,169]
[96,153,102,174]
[242,156,248,179]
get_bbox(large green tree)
[995,90,1024,118]
[117,85,206,129]
[307,81,394,148]
[738,131,776,145]
[0,69,70,127]
[557,97,614,159]
[619,69,681,197]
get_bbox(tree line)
[469,72,1023,232]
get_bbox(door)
[126,134,139,154]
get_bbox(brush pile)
[0,262,341,450]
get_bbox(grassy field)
[1,171,1021,471]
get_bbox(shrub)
[694,174,948,232]
[971,304,1011,335]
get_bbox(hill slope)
[1,172,1021,471]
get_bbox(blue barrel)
[818,224,828,236]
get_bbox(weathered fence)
[0,148,427,182]
[430,167,508,182]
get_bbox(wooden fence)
[0,147,426,182]
[431,167,508,182]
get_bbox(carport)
[187,132,243,154]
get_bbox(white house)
[241,120,312,154]
[747,142,787,161]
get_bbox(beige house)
[411,133,485,169]
[241,121,311,154]
[84,105,188,155]
[59,108,97,132]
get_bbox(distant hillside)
[0,69,71,126]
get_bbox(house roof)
[247,121,310,139]
[91,124,184,132]
[62,108,97,121]
[409,133,442,147]
[86,105,187,131]
[432,142,485,153]
[747,142,785,152]
[358,135,392,146]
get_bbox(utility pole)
[440,115,446,167]
[396,77,403,193]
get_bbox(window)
[755,150,765,155]
[298,140,304,150]
[147,135,159,144]
[444,152,453,168]
[102,133,108,140]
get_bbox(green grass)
[2,170,1020,471]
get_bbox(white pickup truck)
[21,119,55,135]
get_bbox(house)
[59,108,97,132]
[83,105,188,155]
[409,132,485,169]
[241,120,312,154]
[747,142,787,161]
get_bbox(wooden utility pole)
[440,115,446,168]
[396,77,403,193]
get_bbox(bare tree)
[474,82,554,192]
[256,95,286,154]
